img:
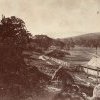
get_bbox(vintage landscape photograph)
[0,0,100,100]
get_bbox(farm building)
[84,56,100,77]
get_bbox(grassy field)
[64,46,100,65]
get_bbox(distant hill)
[61,33,100,48]
[73,33,100,39]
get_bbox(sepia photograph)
[0,0,100,100]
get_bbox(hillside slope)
[61,33,100,47]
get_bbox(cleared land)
[23,46,100,99]
[64,46,100,65]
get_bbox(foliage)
[61,38,75,50]
[29,35,66,52]
[0,16,32,46]
[46,49,70,59]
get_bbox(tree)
[0,16,50,99]
[0,16,32,46]
[0,16,32,87]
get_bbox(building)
[84,56,100,77]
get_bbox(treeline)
[28,33,100,52]
[28,35,65,52]
[28,35,76,53]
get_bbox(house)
[84,56,100,77]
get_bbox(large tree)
[0,16,32,85]
[0,16,31,46]
[0,16,49,98]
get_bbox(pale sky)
[0,0,100,38]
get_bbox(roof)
[87,56,100,69]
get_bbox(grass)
[63,46,100,65]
